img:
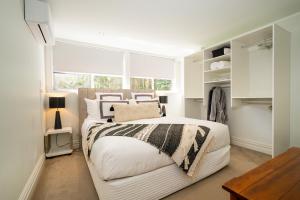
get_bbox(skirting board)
[231,136,272,155]
[18,153,45,200]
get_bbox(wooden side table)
[45,127,73,158]
[222,147,300,200]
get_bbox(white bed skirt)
[85,145,230,200]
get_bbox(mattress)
[82,116,230,180]
[86,145,230,200]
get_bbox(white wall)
[0,0,45,199]
[290,30,300,147]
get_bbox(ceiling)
[277,13,300,33]
[48,0,300,57]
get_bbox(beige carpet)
[32,146,270,200]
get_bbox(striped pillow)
[131,92,154,100]
[96,92,123,100]
[99,100,129,119]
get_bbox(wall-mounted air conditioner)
[25,0,55,45]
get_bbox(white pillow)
[99,100,129,119]
[131,92,154,100]
[128,99,137,105]
[85,98,100,121]
[96,92,123,100]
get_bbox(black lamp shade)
[159,96,168,104]
[49,97,65,109]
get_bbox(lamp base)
[162,105,166,117]
[54,110,62,129]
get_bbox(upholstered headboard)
[78,88,155,129]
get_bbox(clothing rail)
[241,99,273,110]
[241,37,273,49]
[192,99,203,102]
[240,98,272,104]
[242,100,272,104]
[185,98,203,102]
[219,84,231,89]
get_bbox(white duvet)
[81,116,230,181]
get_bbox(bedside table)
[45,127,73,158]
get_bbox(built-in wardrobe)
[184,24,291,157]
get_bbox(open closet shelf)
[232,97,272,99]
[232,97,272,104]
[204,67,231,73]
[204,54,231,63]
[234,26,272,47]
[237,98,272,104]
[204,79,231,84]
[184,97,203,99]
[185,24,291,157]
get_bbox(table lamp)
[49,97,65,129]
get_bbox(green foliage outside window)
[54,73,91,90]
[130,78,153,90]
[94,76,122,89]
[130,78,172,91]
[154,79,172,91]
[53,72,172,91]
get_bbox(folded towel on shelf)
[210,62,220,70]
[219,61,230,67]
[210,61,231,70]
[224,48,231,55]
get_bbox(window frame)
[53,72,174,93]
[130,76,173,92]
[53,71,123,92]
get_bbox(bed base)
[85,145,230,200]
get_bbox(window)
[130,77,172,91]
[53,72,122,90]
[52,42,176,92]
[54,72,91,90]
[130,78,153,90]
[154,79,172,91]
[94,75,122,89]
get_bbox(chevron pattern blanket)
[86,123,213,177]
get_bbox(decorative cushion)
[113,103,161,122]
[131,92,154,100]
[96,92,123,100]
[99,100,129,119]
[136,98,161,109]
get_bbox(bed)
[78,88,230,200]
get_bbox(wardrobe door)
[272,24,291,157]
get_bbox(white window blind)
[129,53,175,80]
[53,41,124,75]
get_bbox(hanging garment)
[207,87,216,120]
[209,87,227,124]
